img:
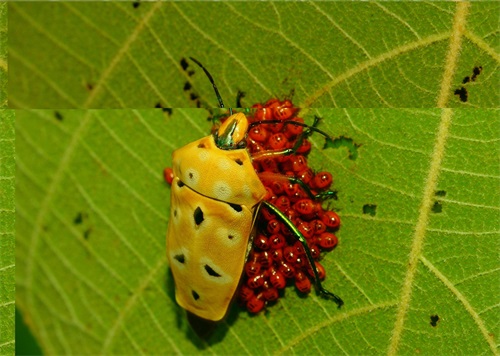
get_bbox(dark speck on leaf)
[180,58,189,71]
[454,87,468,102]
[430,314,440,327]
[54,111,63,121]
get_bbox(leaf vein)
[304,32,450,107]
[387,108,454,355]
[84,2,164,107]
[276,301,398,354]
[101,257,165,352]
[420,256,497,353]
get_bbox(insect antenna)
[189,57,233,116]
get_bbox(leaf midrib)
[387,108,453,355]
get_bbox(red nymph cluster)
[237,99,341,314]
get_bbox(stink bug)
[166,58,343,323]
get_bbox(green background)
[3,1,500,355]
[8,2,500,109]
[15,108,499,354]
[0,112,15,355]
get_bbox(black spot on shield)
[228,203,242,212]
[174,254,185,264]
[205,265,221,277]
[194,207,204,225]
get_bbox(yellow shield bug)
[166,58,343,324]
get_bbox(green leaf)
[8,2,500,109]
[0,111,15,355]
[0,2,7,109]
[15,108,499,354]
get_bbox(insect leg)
[262,201,344,308]
[250,115,329,158]
[248,115,328,146]
[258,171,336,201]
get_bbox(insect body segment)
[167,112,266,321]
[171,124,266,206]
[168,175,256,321]
[167,82,266,321]
[215,112,249,149]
